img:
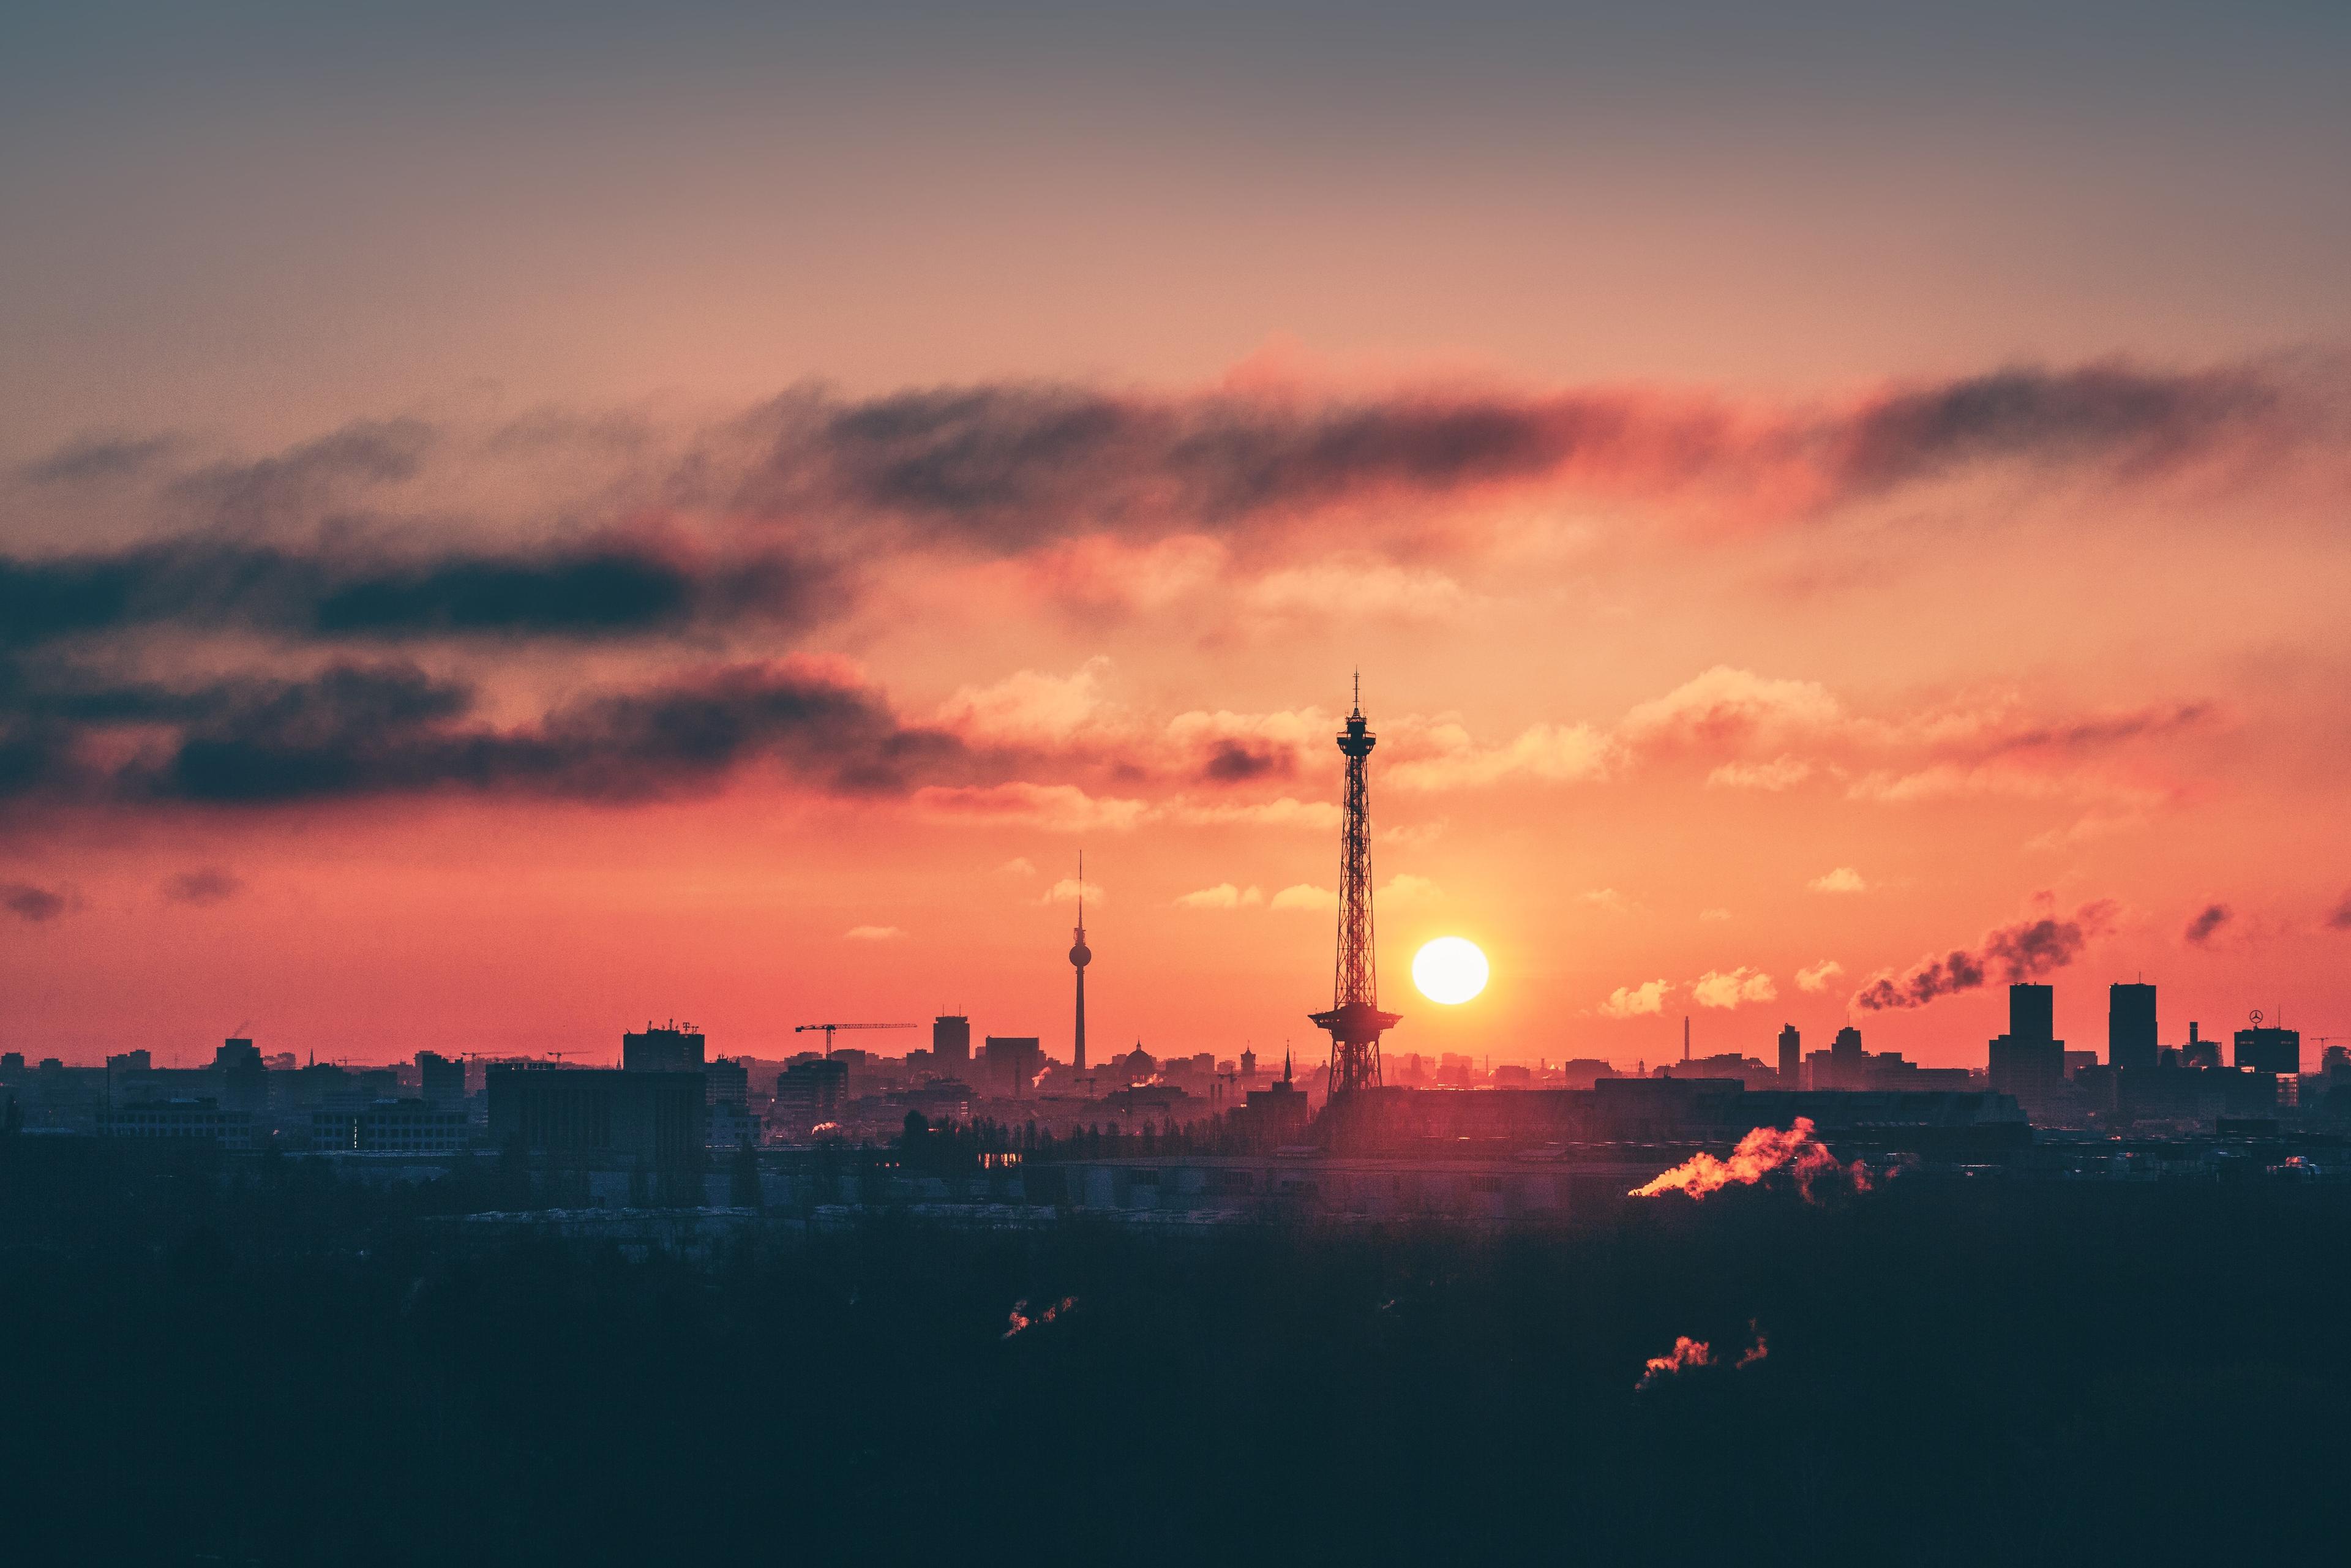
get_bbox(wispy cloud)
[1174,882,1262,910]
[1796,959,1845,993]
[162,867,243,906]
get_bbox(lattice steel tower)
[1310,677,1400,1094]
[1070,851,1090,1075]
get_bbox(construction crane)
[795,1021,917,1057]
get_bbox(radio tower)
[1069,851,1090,1075]
[1311,674,1399,1095]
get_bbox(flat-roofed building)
[312,1099,470,1154]
[486,1065,705,1167]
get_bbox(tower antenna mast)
[1311,674,1399,1094]
[1070,849,1092,1076]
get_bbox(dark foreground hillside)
[3,1142,2347,1565]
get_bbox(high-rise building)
[932,1015,971,1070]
[416,1049,466,1107]
[2183,1021,2221,1070]
[2108,983,2158,1071]
[1989,983,2064,1106]
[217,1038,269,1112]
[623,1022,705,1073]
[1777,1025,1801,1087]
[2234,1022,2301,1076]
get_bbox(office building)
[932,1015,972,1070]
[216,1037,269,1112]
[774,1059,848,1133]
[707,1101,760,1151]
[102,1099,253,1149]
[2235,1024,2301,1076]
[312,1100,470,1154]
[623,1022,706,1073]
[983,1036,1044,1098]
[486,1064,705,1167]
[2109,983,2158,1072]
[1989,983,2064,1106]
[705,1057,750,1108]
[416,1050,467,1107]
[1777,1025,1801,1087]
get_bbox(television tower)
[1069,850,1090,1075]
[1310,675,1399,1094]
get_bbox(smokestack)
[1683,1015,1690,1062]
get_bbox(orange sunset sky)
[3,2,2348,1069]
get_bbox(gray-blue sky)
[7,2,2349,456]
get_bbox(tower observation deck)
[1310,678,1399,1094]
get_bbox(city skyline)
[5,4,2350,1070]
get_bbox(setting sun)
[1412,937,1490,1005]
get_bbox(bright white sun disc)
[1412,937,1490,1005]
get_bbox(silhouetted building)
[2182,1021,2221,1071]
[705,1057,749,1108]
[217,1037,269,1112]
[313,1100,468,1153]
[1989,984,2064,1107]
[1778,1024,1802,1086]
[416,1050,466,1108]
[707,1101,760,1151]
[622,1022,705,1073]
[774,1059,848,1133]
[486,1064,703,1167]
[1240,1047,1258,1086]
[983,1036,1043,1098]
[932,1015,972,1070]
[101,1099,252,1148]
[2235,1024,2301,1076]
[2109,983,2158,1072]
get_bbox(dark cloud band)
[0,539,828,651]
[0,657,970,811]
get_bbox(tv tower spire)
[1310,674,1399,1094]
[1069,850,1090,1075]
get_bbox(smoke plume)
[1629,1117,1870,1202]
[2183,903,2232,947]
[1850,895,2119,1011]
[1636,1323,1770,1390]
[1636,1337,1714,1389]
[1002,1296,1078,1340]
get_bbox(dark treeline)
[4,1137,2350,1563]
